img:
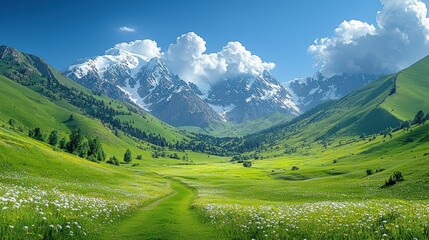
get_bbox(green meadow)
[1,116,428,239]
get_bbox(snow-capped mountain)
[207,71,299,123]
[284,72,381,112]
[132,58,222,127]
[65,50,299,127]
[64,48,148,101]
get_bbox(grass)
[105,179,222,240]
[0,127,172,239]
[137,123,429,239]
[381,56,429,120]
[1,103,429,239]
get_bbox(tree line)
[29,127,106,162]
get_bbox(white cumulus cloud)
[106,40,161,60]
[119,26,136,33]
[162,32,275,92]
[309,0,429,77]
[103,32,274,93]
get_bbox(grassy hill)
[229,56,429,154]
[381,56,429,120]
[0,45,186,146]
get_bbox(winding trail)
[105,179,221,240]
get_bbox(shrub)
[106,156,120,166]
[366,169,373,176]
[243,161,252,168]
[291,166,299,171]
[136,154,143,160]
[384,171,404,187]
[8,119,15,127]
[393,171,404,181]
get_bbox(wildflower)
[2,206,7,211]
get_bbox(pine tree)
[413,110,426,125]
[88,137,106,161]
[124,149,132,164]
[67,129,86,156]
[31,128,45,141]
[48,130,59,146]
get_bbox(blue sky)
[1,0,428,81]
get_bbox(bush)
[136,154,143,160]
[393,171,404,181]
[106,156,120,166]
[384,171,404,187]
[366,169,373,176]
[8,119,15,127]
[291,166,299,171]
[243,161,252,168]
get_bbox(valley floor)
[1,123,429,239]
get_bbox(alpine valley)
[2,1,429,238]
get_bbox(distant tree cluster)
[413,110,427,125]
[29,127,106,162]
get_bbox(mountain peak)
[0,45,22,62]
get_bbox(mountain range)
[64,49,299,128]
[284,72,381,112]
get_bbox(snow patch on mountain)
[284,72,381,111]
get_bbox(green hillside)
[381,56,429,120]
[231,56,429,154]
[0,75,146,158]
[0,45,185,145]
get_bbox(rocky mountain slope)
[284,73,380,111]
